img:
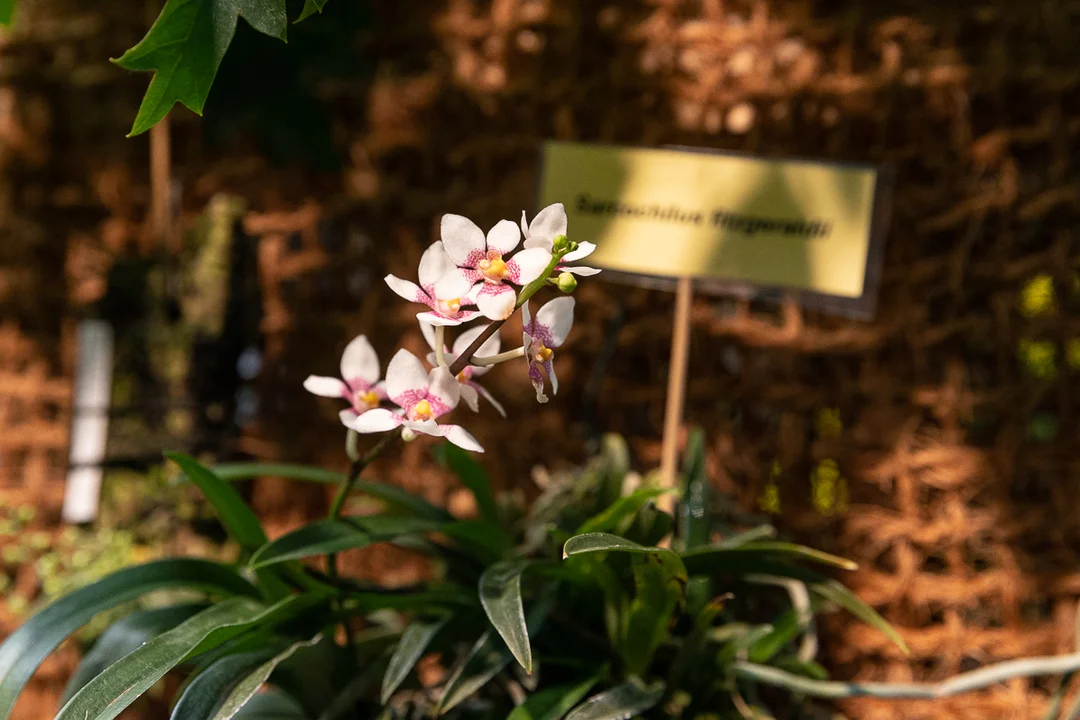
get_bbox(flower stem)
[471,347,526,366]
[435,325,448,367]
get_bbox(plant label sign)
[536,141,892,318]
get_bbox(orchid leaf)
[565,679,665,720]
[112,0,288,136]
[381,617,449,703]
[479,560,531,673]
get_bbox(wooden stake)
[659,276,693,513]
[149,114,172,251]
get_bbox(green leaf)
[172,648,279,720]
[57,596,313,720]
[577,487,672,535]
[233,689,309,720]
[479,560,530,673]
[563,533,687,583]
[437,593,555,715]
[381,617,449,703]
[210,463,451,521]
[166,452,268,552]
[296,0,327,22]
[681,541,857,575]
[717,525,776,548]
[565,679,665,720]
[434,444,500,526]
[506,677,599,720]
[0,0,13,26]
[621,556,682,676]
[810,579,908,654]
[211,637,321,720]
[748,611,801,664]
[0,559,257,720]
[250,516,441,568]
[62,604,206,705]
[678,427,709,549]
[112,0,288,136]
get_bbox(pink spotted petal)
[536,297,575,347]
[528,362,548,403]
[427,366,461,414]
[441,215,486,267]
[386,349,430,406]
[506,247,552,286]
[475,283,516,321]
[385,275,430,305]
[416,311,468,327]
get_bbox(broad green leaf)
[681,542,856,575]
[232,689,309,720]
[296,0,328,22]
[810,579,908,654]
[381,618,449,703]
[479,560,530,673]
[565,679,665,720]
[250,517,441,568]
[211,463,451,521]
[57,596,313,720]
[577,487,672,535]
[506,677,599,720]
[748,611,801,664]
[678,427,709,549]
[563,533,687,583]
[437,593,555,715]
[621,556,682,676]
[0,0,12,26]
[211,637,321,720]
[112,0,288,136]
[62,604,206,705]
[166,452,268,552]
[0,559,257,720]
[172,648,279,720]
[434,444,500,526]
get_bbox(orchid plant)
[0,204,907,720]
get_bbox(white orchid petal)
[563,241,596,262]
[433,269,474,301]
[440,215,486,267]
[420,322,438,351]
[385,274,427,303]
[441,424,485,452]
[528,203,567,242]
[340,335,380,386]
[486,219,521,255]
[404,418,443,437]
[563,265,602,276]
[350,408,402,433]
[545,359,559,396]
[520,210,530,238]
[386,349,430,404]
[418,241,457,288]
[536,297,575,347]
[472,382,507,417]
[520,301,532,332]
[304,375,348,399]
[508,247,553,286]
[475,284,516,321]
[427,366,461,413]
[459,383,480,412]
[339,409,359,427]
[416,311,465,327]
[453,324,501,359]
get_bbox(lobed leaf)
[479,560,531,673]
[112,0,288,136]
[0,559,257,720]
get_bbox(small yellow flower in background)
[1020,274,1055,318]
[1066,338,1080,370]
[1018,338,1057,380]
[816,407,843,439]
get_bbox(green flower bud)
[556,272,578,294]
[552,234,570,252]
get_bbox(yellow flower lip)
[437,297,462,316]
[533,344,553,363]
[478,255,509,282]
[355,389,380,409]
[410,399,434,422]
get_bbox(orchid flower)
[521,203,601,277]
[521,297,575,403]
[303,335,387,426]
[385,242,481,326]
[349,349,483,452]
[421,323,507,417]
[440,215,553,321]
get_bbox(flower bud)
[556,272,578,294]
[401,427,418,443]
[552,234,570,252]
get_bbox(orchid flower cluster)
[304,203,599,454]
